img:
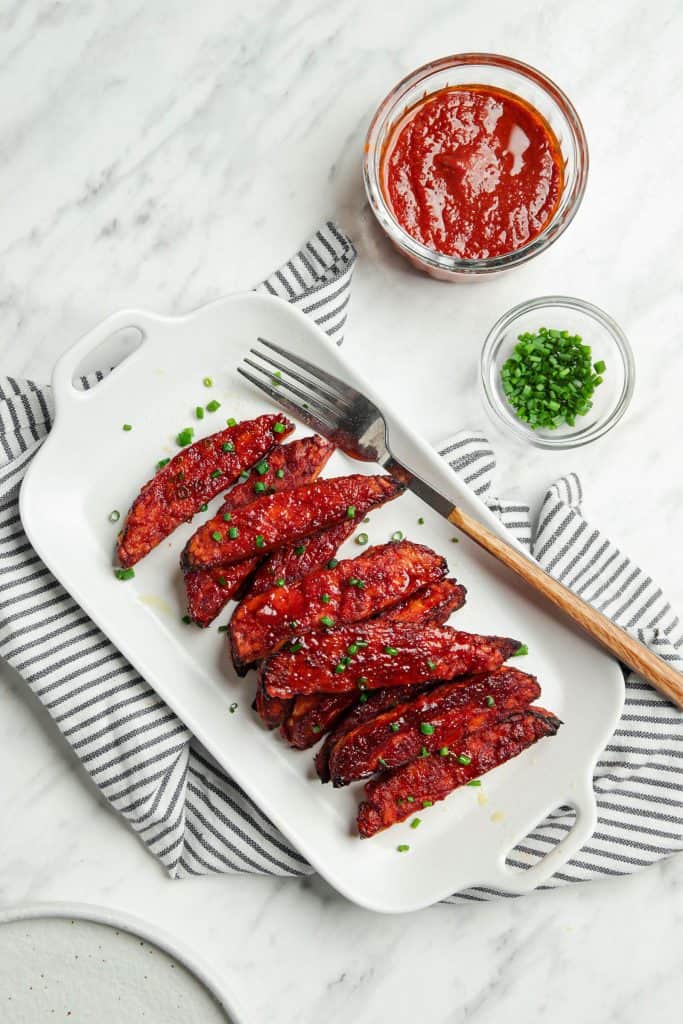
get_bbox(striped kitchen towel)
[1,221,681,897]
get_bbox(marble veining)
[1,1,682,1021]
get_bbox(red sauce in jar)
[381,85,564,260]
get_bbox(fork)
[238,337,683,709]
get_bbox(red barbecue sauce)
[381,85,564,260]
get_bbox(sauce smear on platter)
[381,85,564,260]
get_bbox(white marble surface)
[1,1,682,1021]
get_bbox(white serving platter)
[20,292,624,913]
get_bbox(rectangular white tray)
[20,292,624,912]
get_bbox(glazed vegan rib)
[327,667,541,786]
[245,519,357,599]
[230,540,447,669]
[262,620,520,699]
[184,435,335,626]
[278,579,467,747]
[181,474,404,571]
[117,413,294,567]
[357,708,562,837]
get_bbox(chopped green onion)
[114,567,135,580]
[255,534,265,548]
[238,470,250,482]
[334,663,346,674]
[222,512,232,522]
[439,747,450,757]
[311,724,321,733]
[229,702,238,713]
[290,641,303,653]
[320,593,331,604]
[276,468,285,479]
[195,406,205,420]
[228,526,239,539]
[182,614,192,624]
[122,423,133,432]
[359,693,368,703]
[203,377,213,387]
[210,469,222,479]
[346,505,356,519]
[420,746,430,758]
[378,757,388,767]
[226,417,237,427]
[420,722,435,735]
[356,532,369,545]
[456,753,472,765]
[422,800,433,807]
[275,577,285,587]
[396,844,410,853]
[176,427,194,447]
[206,400,221,413]
[406,796,415,803]
[320,614,335,627]
[218,625,228,633]
[410,817,421,829]
[594,359,606,374]
[358,677,368,688]
[346,643,358,655]
[485,695,495,707]
[255,460,268,475]
[222,441,234,452]
[108,509,121,523]
[272,371,282,387]
[294,545,306,556]
[418,517,425,525]
[327,558,338,569]
[426,659,437,671]
[273,421,286,434]
[467,779,481,787]
[211,531,222,543]
[254,481,266,494]
[156,458,170,470]
[451,537,459,544]
[513,643,529,657]
[384,646,398,656]
[391,530,404,541]
[218,576,229,587]
[200,503,208,512]
[390,722,400,733]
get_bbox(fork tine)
[249,347,353,413]
[237,367,339,439]
[243,357,341,424]
[256,337,358,403]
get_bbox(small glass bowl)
[480,296,635,449]
[363,53,589,281]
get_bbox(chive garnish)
[210,469,222,479]
[439,747,450,757]
[255,460,268,475]
[290,641,303,653]
[320,614,334,627]
[312,724,321,733]
[218,625,228,632]
[390,722,400,733]
[334,663,346,674]
[223,512,232,522]
[420,722,435,735]
[420,746,430,758]
[378,757,388,767]
[294,545,306,556]
[276,468,285,479]
[114,567,135,580]
[226,417,237,427]
[418,517,425,525]
[182,614,191,624]
[218,576,228,587]
[195,406,205,420]
[321,593,331,604]
[391,530,404,541]
[467,779,481,787]
[211,531,222,543]
[396,844,410,853]
[410,817,421,829]
[156,458,170,470]
[254,481,266,493]
[346,643,358,655]
[384,646,398,657]
[238,470,250,482]
[346,505,356,519]
[275,577,285,587]
[108,510,121,523]
[255,534,265,548]
[176,427,194,447]
[273,421,286,434]
[222,441,234,452]
[355,532,369,546]
[358,677,368,688]
[200,503,208,512]
[206,400,221,413]
[122,424,132,432]
[422,800,433,807]
[426,659,437,671]
[485,695,495,707]
[359,693,368,703]
[229,702,238,713]
[228,526,239,538]
[513,644,529,657]
[203,377,213,387]
[327,558,338,569]
[457,753,472,765]
[406,796,415,803]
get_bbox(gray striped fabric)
[1,220,681,896]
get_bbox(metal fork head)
[238,337,390,464]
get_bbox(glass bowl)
[480,296,635,449]
[363,53,589,281]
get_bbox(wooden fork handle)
[449,506,683,709]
